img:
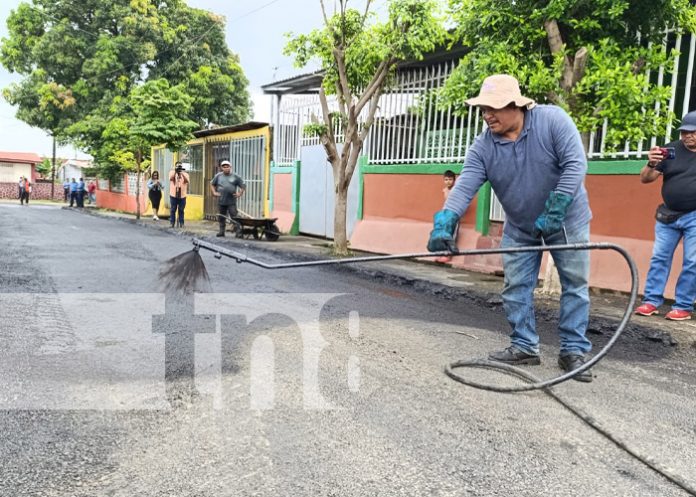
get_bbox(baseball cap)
[220,160,231,166]
[465,74,536,110]
[678,111,696,132]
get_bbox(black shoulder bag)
[655,204,687,224]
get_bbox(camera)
[660,147,676,160]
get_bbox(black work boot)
[488,346,541,365]
[216,229,225,237]
[558,354,593,383]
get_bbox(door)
[299,144,359,239]
[204,135,267,220]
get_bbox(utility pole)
[51,134,56,199]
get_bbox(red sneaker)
[635,303,659,316]
[665,309,692,321]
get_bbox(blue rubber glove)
[532,191,573,238]
[427,209,460,252]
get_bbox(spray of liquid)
[158,249,212,294]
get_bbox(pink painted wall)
[96,190,147,213]
[270,172,295,232]
[351,173,479,255]
[351,172,683,298]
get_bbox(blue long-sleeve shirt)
[444,104,592,240]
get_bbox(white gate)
[299,144,360,239]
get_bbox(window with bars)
[110,177,124,193]
[127,172,140,196]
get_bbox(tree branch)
[544,19,573,92]
[360,0,372,30]
[359,87,383,142]
[335,81,347,117]
[355,58,392,115]
[333,47,354,110]
[319,87,339,163]
[319,0,330,26]
[571,47,588,88]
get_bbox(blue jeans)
[500,224,592,356]
[170,196,186,227]
[642,210,696,311]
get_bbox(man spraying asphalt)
[427,74,594,382]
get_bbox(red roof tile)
[0,151,42,164]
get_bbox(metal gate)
[205,135,267,220]
[152,147,174,208]
[299,144,360,239]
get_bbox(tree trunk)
[333,182,349,255]
[135,150,142,220]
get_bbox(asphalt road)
[1,202,695,497]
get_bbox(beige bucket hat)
[465,74,536,109]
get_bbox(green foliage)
[303,123,328,137]
[1,0,252,167]
[86,78,197,176]
[37,157,52,177]
[285,0,448,96]
[284,0,449,254]
[442,0,696,150]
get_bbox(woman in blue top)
[147,170,163,221]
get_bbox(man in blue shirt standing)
[76,177,86,208]
[69,178,78,207]
[63,178,70,203]
[428,74,593,382]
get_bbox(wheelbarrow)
[224,216,281,241]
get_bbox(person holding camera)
[210,160,246,237]
[147,171,163,220]
[635,111,696,321]
[168,162,190,228]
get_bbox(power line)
[228,0,284,25]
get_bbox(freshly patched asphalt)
[1,202,695,497]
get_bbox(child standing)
[442,169,455,200]
[436,170,457,263]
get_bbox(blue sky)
[0,0,383,158]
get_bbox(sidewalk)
[72,205,696,355]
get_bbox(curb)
[70,206,694,355]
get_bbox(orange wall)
[270,172,295,233]
[585,175,662,239]
[350,173,480,257]
[351,171,685,298]
[362,174,478,225]
[273,173,293,212]
[97,191,147,213]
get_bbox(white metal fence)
[276,35,695,165]
[273,31,695,222]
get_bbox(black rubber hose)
[444,242,638,392]
[194,237,635,391]
[192,237,695,495]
